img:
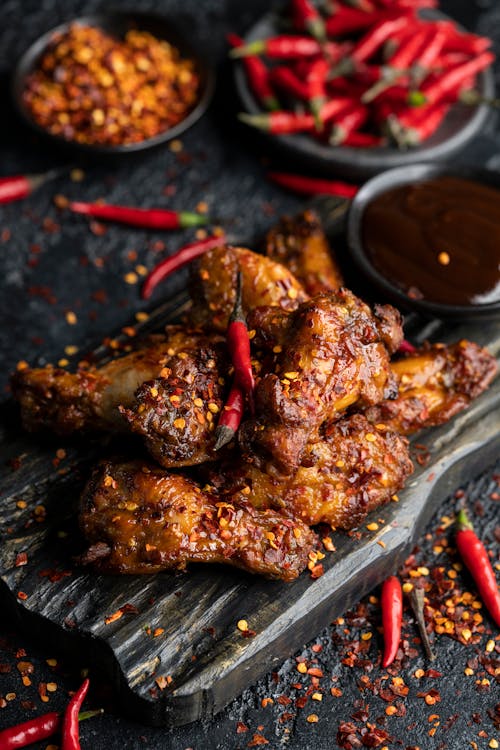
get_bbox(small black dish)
[234,11,494,181]
[12,12,215,157]
[347,162,500,321]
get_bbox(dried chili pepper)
[380,575,403,668]
[227,33,279,111]
[419,51,494,105]
[227,272,254,400]
[142,233,226,299]
[455,508,500,627]
[230,35,340,60]
[268,171,358,198]
[0,709,101,750]
[214,383,245,451]
[0,169,61,205]
[69,202,210,230]
[292,0,327,42]
[61,678,89,750]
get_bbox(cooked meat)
[240,290,402,476]
[11,328,219,436]
[209,414,413,529]
[365,340,498,434]
[79,459,317,580]
[265,209,344,295]
[120,341,227,467]
[189,245,308,332]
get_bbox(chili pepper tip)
[214,425,236,451]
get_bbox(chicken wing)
[189,245,308,332]
[240,290,403,476]
[265,209,344,295]
[79,459,317,580]
[365,340,497,434]
[119,341,227,467]
[11,327,219,436]
[209,414,412,530]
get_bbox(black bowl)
[234,11,495,181]
[347,162,500,321]
[12,12,215,156]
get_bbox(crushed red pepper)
[23,24,200,146]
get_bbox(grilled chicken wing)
[79,459,317,580]
[365,340,497,434]
[119,341,227,467]
[209,414,412,530]
[240,290,402,476]
[189,245,308,332]
[11,328,219,436]
[265,209,344,295]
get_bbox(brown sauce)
[362,175,500,306]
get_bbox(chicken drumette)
[240,289,402,476]
[365,340,497,434]
[264,209,344,295]
[79,459,317,580]
[209,414,413,530]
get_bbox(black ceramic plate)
[347,162,500,320]
[12,12,215,156]
[234,11,494,180]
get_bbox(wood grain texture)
[1,200,499,726]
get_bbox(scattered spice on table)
[23,24,200,146]
[68,201,210,230]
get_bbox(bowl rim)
[11,11,216,155]
[347,162,500,319]
[233,9,494,176]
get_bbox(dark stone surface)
[0,1,499,748]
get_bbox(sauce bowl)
[347,162,500,320]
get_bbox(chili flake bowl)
[347,162,500,321]
[12,12,215,156]
[234,11,495,181]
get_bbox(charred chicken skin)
[189,245,308,332]
[365,340,497,435]
[79,459,317,580]
[265,209,344,295]
[119,340,227,467]
[209,414,413,530]
[240,290,402,476]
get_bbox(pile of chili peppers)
[0,678,98,749]
[231,0,494,148]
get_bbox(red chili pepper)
[381,575,403,668]
[352,15,411,66]
[343,131,384,147]
[0,712,60,749]
[214,382,245,450]
[388,100,450,147]
[397,338,417,354]
[227,272,254,395]
[0,169,61,205]
[61,678,89,750]
[227,33,279,111]
[326,7,411,38]
[141,233,226,299]
[455,509,500,627]
[270,66,311,101]
[306,58,330,125]
[291,0,327,42]
[230,35,341,60]
[442,31,491,56]
[268,171,358,198]
[238,98,354,134]
[419,51,494,106]
[329,103,368,144]
[344,0,376,11]
[68,201,209,230]
[411,26,448,86]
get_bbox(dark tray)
[0,199,499,727]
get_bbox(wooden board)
[1,199,499,726]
